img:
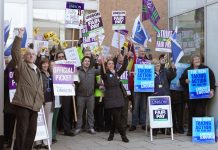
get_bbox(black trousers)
[13,106,38,150]
[61,96,73,132]
[108,107,126,136]
[121,98,128,129]
[94,97,105,130]
[187,100,207,133]
[171,91,184,132]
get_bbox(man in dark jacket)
[180,54,216,136]
[11,28,44,150]
[74,56,100,135]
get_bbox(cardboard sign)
[192,117,215,143]
[134,64,154,92]
[34,40,49,56]
[148,96,173,128]
[64,47,81,67]
[112,11,126,30]
[111,31,126,49]
[53,60,75,96]
[188,68,210,99]
[170,63,190,91]
[120,71,131,95]
[65,2,84,29]
[34,107,49,141]
[85,12,104,38]
[155,30,173,53]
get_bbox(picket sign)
[146,96,174,141]
[11,106,51,150]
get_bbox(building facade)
[169,0,218,118]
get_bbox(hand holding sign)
[210,89,214,98]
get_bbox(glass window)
[169,0,206,17]
[170,8,204,64]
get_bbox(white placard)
[64,47,81,67]
[111,31,126,49]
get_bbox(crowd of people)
[3,28,216,149]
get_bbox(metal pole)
[0,0,5,148]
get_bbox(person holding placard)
[129,46,151,131]
[11,28,44,150]
[101,53,130,143]
[180,54,216,136]
[152,58,176,135]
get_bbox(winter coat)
[101,56,128,109]
[11,36,44,112]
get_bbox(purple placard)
[66,2,84,10]
[136,58,151,64]
[53,64,75,84]
[8,71,16,89]
[112,11,126,24]
[150,97,170,105]
[86,12,103,32]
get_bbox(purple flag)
[142,0,160,24]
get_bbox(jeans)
[131,92,147,126]
[76,96,95,129]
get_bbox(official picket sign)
[120,71,131,95]
[155,29,173,53]
[170,63,190,91]
[188,68,210,99]
[148,96,173,129]
[134,64,154,92]
[112,11,126,30]
[53,60,75,96]
[8,70,16,102]
[85,12,104,38]
[65,2,84,29]
[192,117,215,143]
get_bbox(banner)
[85,12,104,38]
[33,40,49,56]
[112,11,126,30]
[53,60,75,96]
[188,68,210,99]
[134,64,154,92]
[192,117,215,143]
[148,96,172,128]
[120,71,131,95]
[132,15,151,47]
[170,63,190,91]
[111,31,126,49]
[65,2,84,29]
[155,29,173,53]
[64,47,81,67]
[8,70,16,103]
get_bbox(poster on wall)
[53,60,75,96]
[188,68,210,99]
[155,29,173,53]
[192,117,215,143]
[148,96,172,129]
[65,2,84,29]
[134,64,154,92]
[85,12,104,38]
[170,63,190,91]
[112,11,126,30]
